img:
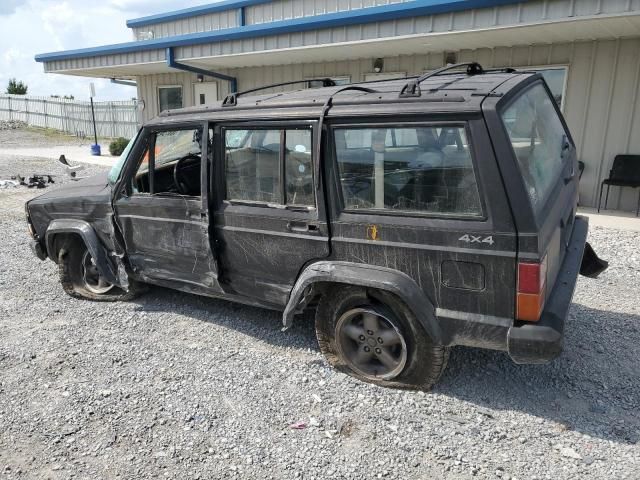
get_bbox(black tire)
[57,236,145,302]
[315,285,449,390]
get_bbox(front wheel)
[58,237,144,302]
[315,286,449,390]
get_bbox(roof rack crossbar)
[222,78,337,107]
[399,62,484,99]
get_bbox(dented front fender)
[45,219,120,286]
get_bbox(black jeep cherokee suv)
[25,63,607,390]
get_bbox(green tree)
[6,78,28,95]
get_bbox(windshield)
[107,134,138,185]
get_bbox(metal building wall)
[136,37,640,212]
[244,0,412,24]
[128,0,640,41]
[129,0,415,40]
[40,0,640,73]
[131,10,238,40]
[172,0,640,61]
[43,49,166,74]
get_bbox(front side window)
[154,129,202,168]
[334,126,482,215]
[132,127,203,196]
[536,67,567,109]
[224,127,314,207]
[158,86,183,112]
[501,83,568,213]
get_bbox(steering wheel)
[173,154,201,195]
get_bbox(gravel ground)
[0,128,639,479]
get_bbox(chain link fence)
[0,95,139,139]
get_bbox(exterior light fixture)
[197,74,204,83]
[373,58,384,73]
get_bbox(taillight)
[516,256,547,322]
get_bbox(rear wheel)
[58,237,144,302]
[315,286,449,390]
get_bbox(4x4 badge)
[458,234,494,246]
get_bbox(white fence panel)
[0,94,139,139]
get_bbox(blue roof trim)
[126,0,272,28]
[36,0,525,63]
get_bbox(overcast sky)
[0,0,212,100]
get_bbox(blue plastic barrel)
[90,144,101,156]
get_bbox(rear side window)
[501,83,569,213]
[334,126,482,216]
[224,127,314,206]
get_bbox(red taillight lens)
[516,257,547,322]
[518,262,544,294]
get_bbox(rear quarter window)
[334,125,482,216]
[501,83,569,213]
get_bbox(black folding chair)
[598,154,640,216]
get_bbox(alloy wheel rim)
[81,250,115,295]
[335,307,408,381]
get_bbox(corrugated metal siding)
[132,10,238,40]
[41,0,640,72]
[245,0,412,25]
[126,0,640,47]
[170,0,640,61]
[137,37,640,212]
[43,50,166,73]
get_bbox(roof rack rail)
[399,62,484,99]
[222,78,337,107]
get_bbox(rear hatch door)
[483,76,579,301]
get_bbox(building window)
[158,86,183,112]
[306,76,351,88]
[334,125,482,216]
[494,66,567,110]
[535,67,568,110]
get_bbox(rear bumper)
[507,215,589,364]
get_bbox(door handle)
[286,221,319,233]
